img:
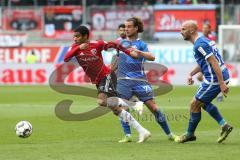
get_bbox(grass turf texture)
[0,86,239,160]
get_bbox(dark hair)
[126,17,144,33]
[118,23,125,29]
[31,50,35,55]
[74,25,89,37]
[204,23,211,29]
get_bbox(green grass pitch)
[0,85,239,160]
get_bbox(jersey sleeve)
[137,41,148,61]
[101,40,131,56]
[197,42,213,60]
[64,44,80,62]
[141,42,149,52]
[97,40,107,51]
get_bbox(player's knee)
[106,97,118,108]
[190,99,202,112]
[145,100,158,113]
[97,99,106,107]
[111,106,121,115]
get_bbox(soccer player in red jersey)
[64,25,151,143]
[202,23,216,42]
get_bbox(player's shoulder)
[194,36,210,48]
[89,40,106,47]
[208,34,216,41]
[135,39,147,48]
[71,43,78,47]
[89,40,100,44]
[136,38,146,44]
[115,37,123,44]
[67,43,78,51]
[194,37,213,57]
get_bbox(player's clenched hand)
[104,42,118,50]
[220,82,229,97]
[129,48,139,59]
[187,75,194,85]
[79,43,88,50]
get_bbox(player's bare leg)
[97,93,108,107]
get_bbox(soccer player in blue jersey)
[108,17,176,143]
[175,20,233,143]
[196,23,223,102]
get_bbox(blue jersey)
[117,39,148,80]
[193,36,229,84]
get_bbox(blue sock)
[154,109,171,135]
[119,118,131,135]
[203,103,225,126]
[187,112,201,135]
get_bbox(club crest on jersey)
[132,45,137,49]
[91,49,97,55]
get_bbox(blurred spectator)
[131,0,144,5]
[86,0,110,6]
[156,0,163,4]
[185,0,193,4]
[26,50,38,64]
[116,0,127,6]
[170,0,179,4]
[1,0,233,6]
[202,23,216,42]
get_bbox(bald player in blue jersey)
[175,20,233,143]
[109,17,176,143]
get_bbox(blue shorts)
[117,79,154,102]
[195,82,222,104]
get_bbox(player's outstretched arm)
[207,55,229,96]
[103,41,145,59]
[64,45,80,62]
[103,41,132,56]
[133,49,155,61]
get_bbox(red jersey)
[115,37,124,44]
[64,40,111,85]
[207,34,216,42]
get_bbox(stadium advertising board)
[0,45,239,85]
[153,5,216,38]
[0,63,239,86]
[0,64,88,85]
[0,44,195,64]
[102,44,195,64]
[0,46,68,63]
[43,6,83,39]
[0,33,27,47]
[0,63,176,85]
[3,9,42,31]
[91,7,152,31]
